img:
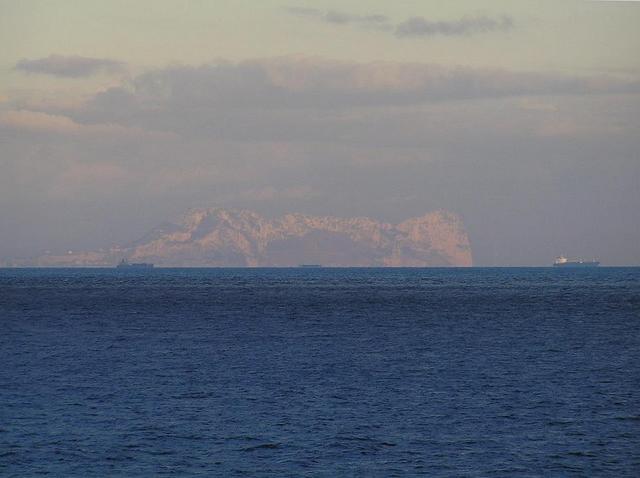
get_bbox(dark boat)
[298,264,322,268]
[116,259,154,269]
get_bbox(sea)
[1,267,639,477]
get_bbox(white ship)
[553,256,599,267]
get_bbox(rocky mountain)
[34,208,473,267]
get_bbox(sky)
[1,0,639,265]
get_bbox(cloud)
[395,15,514,38]
[15,55,126,78]
[0,109,172,140]
[55,57,637,150]
[84,58,640,115]
[8,58,638,168]
[284,8,513,38]
[284,7,391,30]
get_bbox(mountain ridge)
[29,207,473,267]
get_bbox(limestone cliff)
[35,208,473,267]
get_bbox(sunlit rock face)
[126,208,472,267]
[35,208,473,267]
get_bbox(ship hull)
[116,263,154,269]
[553,262,599,267]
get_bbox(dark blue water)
[1,268,639,477]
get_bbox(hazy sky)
[1,0,639,265]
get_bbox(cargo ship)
[553,256,599,267]
[116,259,154,269]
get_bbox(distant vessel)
[298,264,322,268]
[116,259,154,269]
[553,256,599,267]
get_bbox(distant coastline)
[9,207,472,268]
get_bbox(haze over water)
[2,267,639,476]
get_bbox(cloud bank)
[284,8,513,38]
[6,57,638,148]
[16,55,126,78]
[83,58,640,116]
